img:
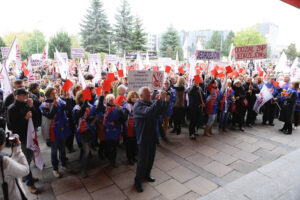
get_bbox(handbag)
[242,99,248,107]
[230,103,237,113]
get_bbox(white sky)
[0,0,300,48]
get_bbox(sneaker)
[62,166,72,173]
[28,185,38,194]
[53,170,62,178]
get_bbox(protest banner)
[1,47,10,59]
[29,56,43,66]
[195,50,221,60]
[71,48,85,58]
[105,54,119,64]
[54,52,68,65]
[125,51,158,60]
[235,44,267,61]
[88,54,101,63]
[128,70,164,91]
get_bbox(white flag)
[253,85,273,113]
[0,63,13,99]
[136,52,144,70]
[55,49,69,79]
[6,37,22,73]
[26,118,44,170]
[78,67,87,89]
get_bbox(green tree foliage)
[71,35,82,48]
[282,43,299,61]
[22,30,46,59]
[222,31,235,56]
[114,0,134,54]
[0,37,6,61]
[160,26,183,60]
[206,31,222,51]
[130,17,147,51]
[232,26,267,47]
[48,32,72,59]
[80,0,111,53]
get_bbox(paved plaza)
[23,118,300,200]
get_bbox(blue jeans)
[219,111,230,130]
[21,144,34,186]
[50,139,67,171]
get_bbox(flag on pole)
[55,49,69,79]
[253,85,273,113]
[228,43,234,63]
[78,67,87,89]
[41,43,48,60]
[0,62,13,99]
[6,36,22,74]
[136,52,144,70]
[26,118,44,170]
[183,34,188,59]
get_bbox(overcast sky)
[0,0,300,48]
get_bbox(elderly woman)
[232,79,246,131]
[172,77,186,135]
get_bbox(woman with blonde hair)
[172,76,186,135]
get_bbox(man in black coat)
[243,77,260,127]
[133,87,169,193]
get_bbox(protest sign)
[128,70,164,91]
[235,44,267,61]
[1,47,10,59]
[29,56,43,66]
[105,54,119,64]
[71,48,85,58]
[88,54,101,63]
[125,51,158,60]
[195,50,221,60]
[54,52,68,65]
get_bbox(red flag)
[178,67,184,74]
[211,69,218,76]
[107,73,115,82]
[153,66,158,71]
[239,68,244,73]
[273,81,279,87]
[217,72,225,78]
[259,71,264,77]
[118,70,124,78]
[196,69,201,75]
[165,66,171,73]
[103,80,111,91]
[226,66,233,74]
[23,69,29,76]
[95,87,102,96]
[282,0,300,8]
[82,89,92,101]
[194,75,201,84]
[62,79,73,91]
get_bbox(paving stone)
[167,166,197,183]
[184,176,218,196]
[202,161,233,177]
[172,146,198,158]
[81,173,114,193]
[209,151,238,165]
[175,191,200,200]
[155,157,181,172]
[270,135,294,145]
[196,188,249,200]
[229,160,260,174]
[155,151,168,161]
[103,164,130,177]
[211,143,240,155]
[91,185,126,200]
[253,148,280,161]
[271,146,292,156]
[235,142,260,153]
[155,179,190,200]
[194,145,218,157]
[232,150,259,162]
[111,170,136,190]
[222,170,244,183]
[253,140,276,151]
[51,175,82,196]
[149,168,172,186]
[277,187,300,200]
[210,176,228,186]
[56,187,91,200]
[186,154,213,168]
[124,183,160,200]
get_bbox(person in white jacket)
[0,129,30,200]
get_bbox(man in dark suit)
[133,87,169,192]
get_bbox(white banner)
[128,70,164,92]
[253,85,273,113]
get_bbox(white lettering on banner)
[105,54,119,64]
[235,44,267,61]
[128,70,164,91]
[195,50,221,60]
[71,48,85,58]
[88,54,101,63]
[1,47,10,58]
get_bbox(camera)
[6,132,19,147]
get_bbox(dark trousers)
[106,140,118,161]
[246,105,257,125]
[263,102,276,124]
[173,107,185,134]
[50,139,67,171]
[233,107,245,128]
[282,122,293,134]
[125,137,137,161]
[294,111,300,127]
[21,144,34,186]
[189,107,201,135]
[135,142,156,184]
[66,119,75,151]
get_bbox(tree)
[3,32,32,59]
[114,0,134,54]
[130,16,147,51]
[206,31,222,52]
[0,37,6,61]
[222,31,235,57]
[282,43,298,61]
[71,35,82,48]
[232,26,267,46]
[48,32,72,59]
[80,0,111,53]
[159,26,183,60]
[22,30,46,59]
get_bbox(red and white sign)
[235,44,267,61]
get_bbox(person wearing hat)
[279,79,299,134]
[0,128,30,200]
[7,88,39,194]
[232,79,247,131]
[262,75,278,126]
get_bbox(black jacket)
[243,82,260,106]
[187,85,203,109]
[7,100,35,143]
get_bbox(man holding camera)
[7,88,38,194]
[0,128,30,200]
